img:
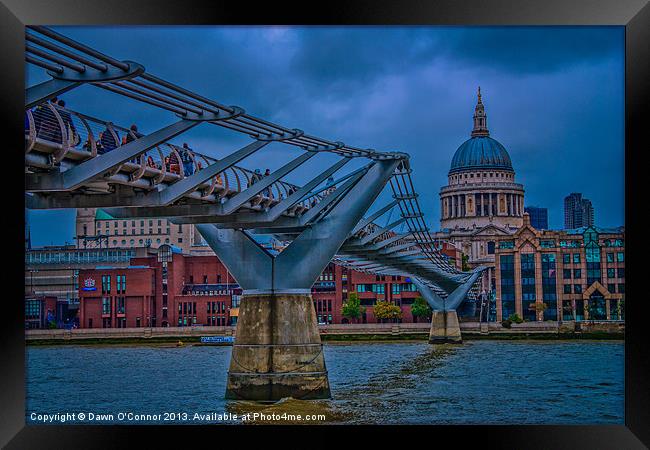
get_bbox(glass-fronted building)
[524,206,548,230]
[494,214,624,322]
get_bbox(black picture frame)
[2,0,648,447]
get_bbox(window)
[499,240,514,249]
[606,253,614,263]
[372,284,385,294]
[563,284,572,294]
[574,284,582,294]
[101,275,111,294]
[607,268,616,278]
[178,238,183,243]
[563,254,571,264]
[102,297,111,315]
[500,255,515,319]
[203,275,208,284]
[617,268,625,278]
[563,269,571,279]
[487,241,495,254]
[117,296,125,314]
[573,253,581,264]
[573,269,581,279]
[616,252,624,262]
[520,253,536,320]
[618,283,625,293]
[607,283,616,293]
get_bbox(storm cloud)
[26,26,624,246]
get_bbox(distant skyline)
[26,26,624,247]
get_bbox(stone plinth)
[429,310,462,344]
[225,293,331,401]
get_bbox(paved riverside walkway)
[25,321,624,342]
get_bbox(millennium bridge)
[24,26,486,400]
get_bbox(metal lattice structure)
[24,26,486,311]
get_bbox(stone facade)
[75,207,214,255]
[494,213,625,323]
[434,88,525,295]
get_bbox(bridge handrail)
[24,26,461,276]
[25,105,312,206]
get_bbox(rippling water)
[26,340,623,425]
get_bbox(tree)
[533,302,548,320]
[410,296,432,323]
[507,313,523,324]
[461,254,471,271]
[373,301,403,323]
[619,298,625,320]
[341,292,362,323]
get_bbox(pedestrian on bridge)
[180,143,195,177]
[168,150,181,175]
[97,125,118,155]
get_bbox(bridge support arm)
[26,78,81,110]
[275,159,400,290]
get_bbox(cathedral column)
[488,193,492,217]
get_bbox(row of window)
[97,219,176,228]
[100,296,125,315]
[562,268,625,279]
[563,284,625,294]
[450,171,514,181]
[314,299,332,312]
[111,238,181,246]
[207,301,227,314]
[27,249,137,265]
[100,228,170,236]
[355,283,417,293]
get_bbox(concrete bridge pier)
[429,310,462,344]
[225,291,330,400]
[413,268,485,345]
[197,159,401,401]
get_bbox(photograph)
[1,1,647,446]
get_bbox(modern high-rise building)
[564,193,594,229]
[524,206,548,229]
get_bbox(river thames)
[26,340,623,425]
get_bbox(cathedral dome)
[449,86,513,175]
[449,136,513,174]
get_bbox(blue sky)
[26,26,624,247]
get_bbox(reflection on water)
[26,340,623,425]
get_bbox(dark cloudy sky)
[26,26,624,247]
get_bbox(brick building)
[495,214,624,322]
[78,245,242,329]
[78,242,462,328]
[25,295,58,329]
